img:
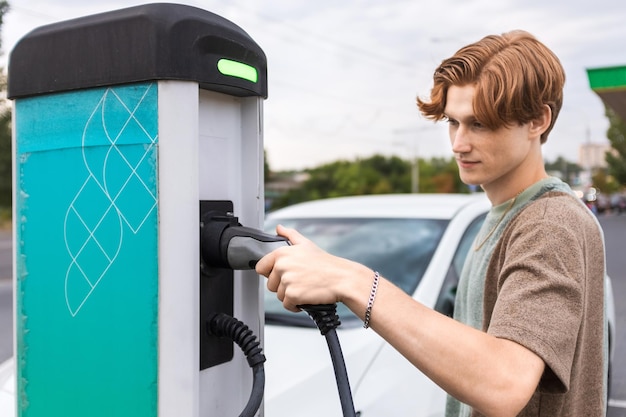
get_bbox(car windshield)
[264,217,448,327]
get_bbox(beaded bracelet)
[363,271,380,329]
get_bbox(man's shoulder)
[514,190,601,237]
[524,190,590,218]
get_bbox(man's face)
[444,84,536,195]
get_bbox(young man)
[256,30,607,416]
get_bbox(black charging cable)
[206,312,266,417]
[299,304,357,417]
[201,216,357,416]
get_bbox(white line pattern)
[64,84,158,317]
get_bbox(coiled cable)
[206,312,266,417]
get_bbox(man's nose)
[450,126,471,154]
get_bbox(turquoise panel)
[14,83,159,417]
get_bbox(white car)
[0,356,13,415]
[0,193,617,416]
[262,193,616,417]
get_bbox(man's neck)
[483,169,549,206]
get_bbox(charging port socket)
[199,200,235,370]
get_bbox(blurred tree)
[591,169,620,194]
[0,1,8,54]
[263,149,270,181]
[604,105,626,187]
[0,109,9,208]
[419,157,467,193]
[271,155,410,209]
[0,0,12,211]
[544,156,582,184]
[269,154,470,210]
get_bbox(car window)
[264,217,448,326]
[452,213,486,276]
[434,213,486,317]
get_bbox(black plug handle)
[223,225,289,269]
[201,212,289,270]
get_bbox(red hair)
[417,30,565,143]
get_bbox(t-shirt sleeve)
[485,200,586,393]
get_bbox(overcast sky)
[3,0,625,170]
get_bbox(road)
[1,215,626,414]
[0,229,12,362]
[602,214,626,417]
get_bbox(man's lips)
[456,159,479,169]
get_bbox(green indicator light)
[217,59,258,83]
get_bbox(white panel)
[198,91,241,200]
[197,90,265,416]
[159,85,265,417]
[158,81,200,417]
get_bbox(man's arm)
[257,225,545,417]
[355,275,545,417]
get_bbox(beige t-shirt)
[447,178,607,416]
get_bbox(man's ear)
[530,104,552,137]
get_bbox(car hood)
[263,323,381,416]
[0,357,15,415]
[263,323,446,417]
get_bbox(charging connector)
[200,210,288,270]
[199,207,357,417]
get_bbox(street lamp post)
[393,126,437,193]
[411,152,419,193]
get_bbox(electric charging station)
[8,4,268,417]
